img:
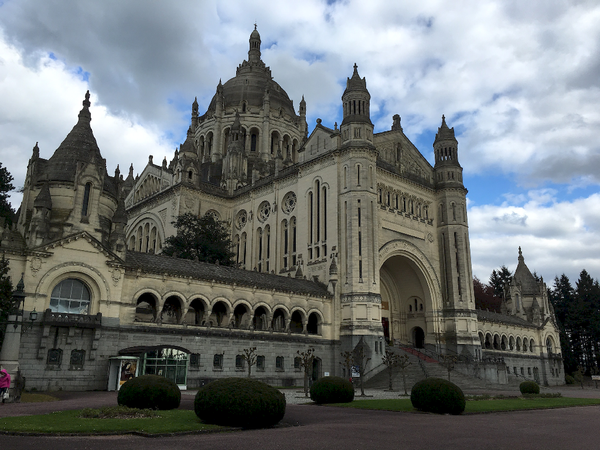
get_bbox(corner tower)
[433,116,479,355]
[338,65,383,356]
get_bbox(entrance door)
[413,327,425,348]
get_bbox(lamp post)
[10,275,36,332]
[0,273,34,378]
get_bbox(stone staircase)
[364,346,492,392]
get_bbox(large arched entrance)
[380,253,433,348]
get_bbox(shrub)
[565,374,575,384]
[117,375,181,410]
[519,381,540,394]
[410,377,465,415]
[310,376,354,404]
[194,378,286,428]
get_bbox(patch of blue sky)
[464,172,517,206]
[48,52,58,60]
[72,66,90,82]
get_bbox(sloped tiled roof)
[476,309,537,329]
[125,251,331,298]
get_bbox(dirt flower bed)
[79,405,159,419]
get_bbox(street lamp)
[8,274,36,332]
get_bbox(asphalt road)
[1,385,600,450]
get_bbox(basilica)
[0,28,563,391]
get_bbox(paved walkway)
[1,385,600,449]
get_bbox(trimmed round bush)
[565,374,575,385]
[194,378,286,428]
[520,380,540,394]
[410,377,465,415]
[117,375,181,410]
[310,376,355,404]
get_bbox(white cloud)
[469,192,600,282]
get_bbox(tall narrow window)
[82,183,92,216]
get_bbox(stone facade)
[0,28,563,390]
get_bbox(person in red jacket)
[0,369,11,404]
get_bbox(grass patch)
[328,397,600,413]
[0,409,224,435]
[20,393,59,403]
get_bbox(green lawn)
[0,409,224,435]
[330,397,600,413]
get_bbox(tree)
[352,337,371,397]
[0,163,15,227]
[161,213,235,265]
[241,347,257,378]
[340,350,354,388]
[396,354,412,396]
[473,276,501,312]
[489,265,512,298]
[296,347,315,397]
[440,354,458,382]
[0,255,14,347]
[382,348,400,391]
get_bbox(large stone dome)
[202,27,297,120]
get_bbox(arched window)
[50,279,91,314]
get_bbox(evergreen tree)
[549,274,577,372]
[161,213,235,266]
[0,162,15,226]
[489,265,512,298]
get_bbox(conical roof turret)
[343,64,368,95]
[513,247,539,296]
[434,115,457,145]
[46,91,104,183]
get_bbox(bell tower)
[433,116,479,354]
[338,64,383,357]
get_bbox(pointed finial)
[254,23,257,31]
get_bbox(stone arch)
[126,212,165,253]
[412,326,425,348]
[232,300,252,329]
[134,290,160,323]
[306,310,322,335]
[160,294,185,325]
[493,333,501,350]
[184,296,208,326]
[509,335,515,351]
[289,309,305,334]
[209,299,230,327]
[253,304,270,331]
[485,332,493,349]
[379,239,442,345]
[35,261,110,315]
[271,307,288,332]
[501,334,508,351]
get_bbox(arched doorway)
[413,327,425,348]
[380,253,433,346]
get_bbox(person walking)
[0,369,11,404]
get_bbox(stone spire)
[46,91,105,183]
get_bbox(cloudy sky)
[1,0,599,286]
